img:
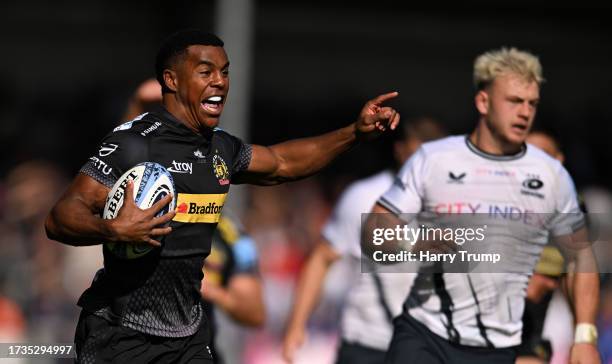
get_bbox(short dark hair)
[394,116,447,143]
[155,29,224,93]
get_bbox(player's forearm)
[572,272,599,324]
[287,244,337,330]
[213,278,265,327]
[269,124,356,182]
[45,198,114,246]
[217,294,265,327]
[568,240,599,323]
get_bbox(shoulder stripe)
[378,197,403,216]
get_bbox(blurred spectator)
[0,296,25,341]
[0,160,78,343]
[242,179,340,363]
[123,78,163,121]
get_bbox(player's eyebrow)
[196,60,230,69]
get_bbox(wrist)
[102,219,119,243]
[574,323,598,345]
[347,122,360,143]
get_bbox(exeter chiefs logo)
[213,153,230,185]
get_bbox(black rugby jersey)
[77,108,252,337]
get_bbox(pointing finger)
[369,91,399,106]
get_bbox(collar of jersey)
[154,107,214,142]
[464,135,527,161]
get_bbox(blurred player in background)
[366,47,600,364]
[202,214,264,364]
[45,29,400,363]
[283,117,446,363]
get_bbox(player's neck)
[470,121,523,156]
[163,96,207,135]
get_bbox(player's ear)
[163,69,178,93]
[475,90,489,115]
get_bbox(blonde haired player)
[367,48,600,364]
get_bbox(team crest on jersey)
[213,152,230,185]
[520,174,545,199]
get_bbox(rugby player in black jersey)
[45,30,399,363]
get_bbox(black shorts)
[74,310,213,364]
[385,315,517,364]
[335,340,387,364]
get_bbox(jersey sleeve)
[548,166,585,237]
[377,147,426,215]
[231,236,259,275]
[79,129,149,188]
[223,133,252,178]
[322,182,368,257]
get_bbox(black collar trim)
[154,107,213,140]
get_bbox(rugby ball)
[103,162,176,259]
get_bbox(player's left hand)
[355,91,400,140]
[570,343,601,364]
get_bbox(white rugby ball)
[103,162,176,259]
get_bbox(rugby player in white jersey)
[366,48,600,364]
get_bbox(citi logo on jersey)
[167,160,193,174]
[173,193,227,223]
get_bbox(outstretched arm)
[45,174,174,247]
[234,92,400,185]
[283,239,341,363]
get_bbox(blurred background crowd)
[1,1,612,363]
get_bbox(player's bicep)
[60,173,110,214]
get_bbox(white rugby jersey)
[377,135,583,348]
[323,171,414,351]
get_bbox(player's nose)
[210,71,226,88]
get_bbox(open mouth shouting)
[201,95,225,116]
